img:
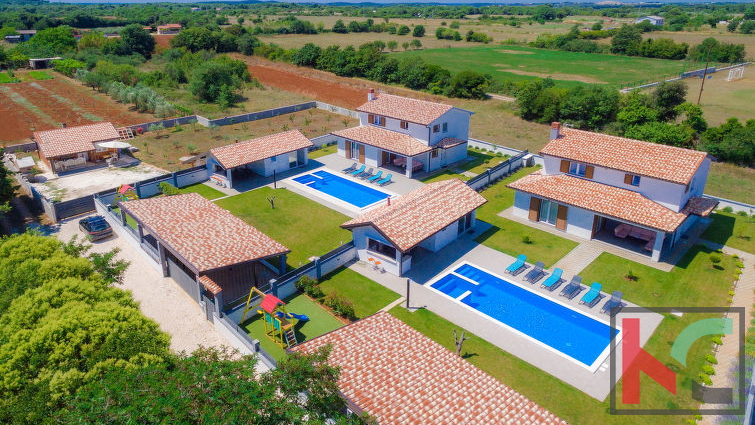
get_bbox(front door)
[382,151,390,166]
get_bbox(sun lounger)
[350,165,366,176]
[579,282,604,307]
[358,167,374,179]
[377,173,392,186]
[559,275,583,300]
[541,268,563,291]
[505,254,527,275]
[601,291,624,315]
[523,261,546,283]
[342,162,357,173]
[366,170,383,182]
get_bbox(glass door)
[539,200,559,225]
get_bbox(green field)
[0,72,18,84]
[28,71,53,81]
[393,44,694,89]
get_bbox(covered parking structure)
[118,193,290,311]
[206,129,313,188]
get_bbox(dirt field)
[0,72,157,144]
[153,34,175,50]
[686,66,755,126]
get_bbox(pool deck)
[349,220,664,401]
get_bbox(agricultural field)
[132,108,358,171]
[0,71,156,144]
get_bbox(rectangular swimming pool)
[427,262,619,369]
[292,170,391,209]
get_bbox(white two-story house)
[332,90,473,178]
[508,123,717,262]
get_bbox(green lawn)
[0,72,18,84]
[241,292,344,360]
[318,267,400,319]
[390,245,736,424]
[701,211,755,254]
[215,187,351,268]
[28,70,53,80]
[474,165,578,268]
[463,149,507,175]
[393,44,693,89]
[177,182,225,200]
[420,169,469,184]
[308,143,337,159]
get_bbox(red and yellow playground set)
[241,287,309,348]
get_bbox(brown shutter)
[359,145,365,163]
[556,205,568,230]
[345,141,351,158]
[624,174,633,185]
[382,151,389,165]
[528,197,541,221]
[584,165,595,179]
[368,114,374,124]
[560,160,570,173]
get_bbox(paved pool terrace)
[348,222,664,401]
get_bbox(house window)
[539,200,559,226]
[400,121,409,130]
[367,238,397,259]
[433,124,440,133]
[625,173,641,186]
[568,162,587,177]
[442,122,448,133]
[270,156,277,162]
[431,148,439,158]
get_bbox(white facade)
[206,149,309,188]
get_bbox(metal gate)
[167,255,200,303]
[201,294,215,322]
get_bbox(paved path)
[53,215,236,355]
[700,242,754,424]
[551,244,603,277]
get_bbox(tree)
[740,20,755,35]
[700,118,755,165]
[444,70,490,99]
[591,22,603,31]
[617,92,658,127]
[387,40,398,51]
[77,31,106,50]
[373,40,386,52]
[516,78,565,123]
[59,346,373,424]
[26,25,76,55]
[397,25,410,36]
[0,150,16,216]
[402,41,409,50]
[189,58,248,103]
[332,19,348,34]
[412,25,425,37]
[675,102,707,133]
[653,80,687,121]
[236,33,259,55]
[559,85,619,130]
[120,24,155,59]
[610,24,642,55]
[170,27,219,52]
[624,122,695,147]
[292,42,321,67]
[410,39,422,50]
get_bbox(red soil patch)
[9,82,98,128]
[153,34,175,49]
[0,90,51,143]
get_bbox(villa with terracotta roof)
[118,193,290,308]
[509,123,716,261]
[341,179,486,275]
[292,311,568,425]
[332,90,473,178]
[33,122,123,174]
[206,129,313,188]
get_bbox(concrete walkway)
[700,242,754,424]
[552,244,604,277]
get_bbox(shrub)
[722,206,734,213]
[705,354,718,364]
[736,261,745,269]
[699,373,713,386]
[738,210,748,217]
[521,235,533,244]
[701,365,716,375]
[712,335,723,345]
[296,276,324,299]
[159,182,180,196]
[625,268,639,281]
[187,144,198,154]
[709,254,722,268]
[324,292,356,320]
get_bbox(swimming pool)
[428,262,619,369]
[292,170,391,209]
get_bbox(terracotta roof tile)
[356,93,456,125]
[120,193,289,273]
[292,311,568,425]
[34,122,119,159]
[508,172,687,232]
[198,275,222,295]
[210,129,313,169]
[541,128,707,185]
[342,179,486,252]
[681,196,718,217]
[332,126,430,157]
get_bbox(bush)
[722,206,734,213]
[709,254,722,268]
[521,235,533,244]
[712,335,723,345]
[296,276,324,299]
[52,58,85,77]
[698,373,713,386]
[159,182,180,196]
[701,365,716,375]
[324,292,356,320]
[705,354,718,364]
[397,25,410,36]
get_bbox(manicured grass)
[215,187,351,268]
[701,211,755,254]
[27,71,53,81]
[177,182,225,200]
[420,169,469,184]
[241,292,344,360]
[308,143,337,159]
[463,149,506,174]
[474,165,578,268]
[394,44,692,89]
[318,267,400,319]
[706,162,755,206]
[390,245,736,424]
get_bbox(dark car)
[78,215,113,241]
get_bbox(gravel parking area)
[32,163,165,202]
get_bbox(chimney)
[387,197,391,206]
[234,139,239,144]
[550,122,561,140]
[367,88,376,101]
[61,123,67,128]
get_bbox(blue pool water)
[292,170,391,208]
[430,263,619,367]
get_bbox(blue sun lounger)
[358,167,374,179]
[377,173,392,186]
[579,282,604,307]
[350,165,366,176]
[342,162,357,173]
[559,275,583,299]
[505,254,527,275]
[540,268,563,291]
[367,170,383,182]
[601,291,624,315]
[523,261,546,283]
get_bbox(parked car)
[79,215,113,241]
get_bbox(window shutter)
[584,165,595,179]
[560,160,570,173]
[368,114,374,124]
[345,141,351,158]
[556,205,568,230]
[624,174,633,185]
[528,197,541,221]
